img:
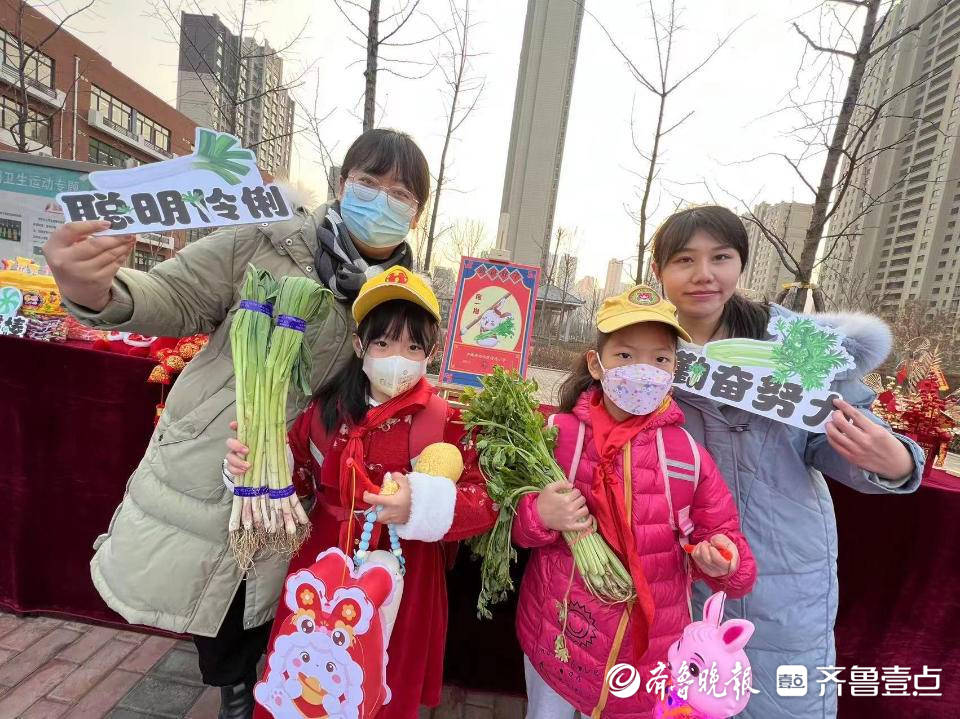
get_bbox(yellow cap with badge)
[596,284,692,342]
[352,265,442,324]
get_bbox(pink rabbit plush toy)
[653,592,756,718]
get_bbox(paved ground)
[526,366,566,407]
[0,613,526,718]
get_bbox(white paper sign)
[55,128,293,235]
[673,316,856,433]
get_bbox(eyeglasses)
[347,173,419,214]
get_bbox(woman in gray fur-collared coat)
[650,206,925,719]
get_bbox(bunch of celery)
[461,368,634,620]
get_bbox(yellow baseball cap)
[352,265,442,325]
[596,284,692,342]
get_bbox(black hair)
[340,128,431,210]
[558,332,610,413]
[651,205,770,340]
[314,299,440,432]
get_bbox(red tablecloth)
[832,478,960,717]
[0,335,159,631]
[924,466,960,493]
[2,335,957,715]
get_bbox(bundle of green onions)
[229,266,278,567]
[228,268,332,567]
[259,275,331,552]
[461,367,635,620]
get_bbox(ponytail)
[719,293,770,340]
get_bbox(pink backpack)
[548,414,702,605]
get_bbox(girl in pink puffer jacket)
[514,286,757,718]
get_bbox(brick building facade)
[0,4,199,265]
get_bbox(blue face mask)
[339,182,416,248]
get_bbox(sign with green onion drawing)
[673,315,856,433]
[55,128,292,235]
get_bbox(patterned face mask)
[362,354,427,398]
[597,358,673,416]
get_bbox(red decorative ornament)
[870,354,958,476]
[148,365,172,385]
[147,334,209,422]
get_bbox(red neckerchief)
[588,389,667,663]
[313,377,435,552]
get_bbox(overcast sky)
[44,0,850,285]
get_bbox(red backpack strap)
[656,426,701,542]
[548,413,586,483]
[409,392,449,461]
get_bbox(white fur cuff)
[394,472,457,542]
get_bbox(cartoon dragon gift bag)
[254,547,403,719]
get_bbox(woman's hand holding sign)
[825,397,914,480]
[43,220,136,312]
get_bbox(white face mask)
[362,354,427,398]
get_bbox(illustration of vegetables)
[88,129,255,191]
[461,367,635,621]
[703,317,853,390]
[688,361,707,387]
[182,191,210,222]
[474,316,516,342]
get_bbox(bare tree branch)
[793,21,858,59]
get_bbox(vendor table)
[0,334,157,628]
[2,333,957,715]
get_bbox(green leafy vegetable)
[228,268,332,568]
[461,367,635,620]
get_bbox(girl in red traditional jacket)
[226,265,497,718]
[513,285,758,719]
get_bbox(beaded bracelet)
[353,506,405,575]
[353,475,405,575]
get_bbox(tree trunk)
[424,103,455,272]
[363,0,381,132]
[536,230,562,337]
[635,91,668,284]
[14,3,29,153]
[791,0,880,311]
[424,0,470,272]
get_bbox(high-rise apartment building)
[494,0,583,268]
[742,202,813,298]
[177,14,292,177]
[603,258,625,297]
[822,0,960,314]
